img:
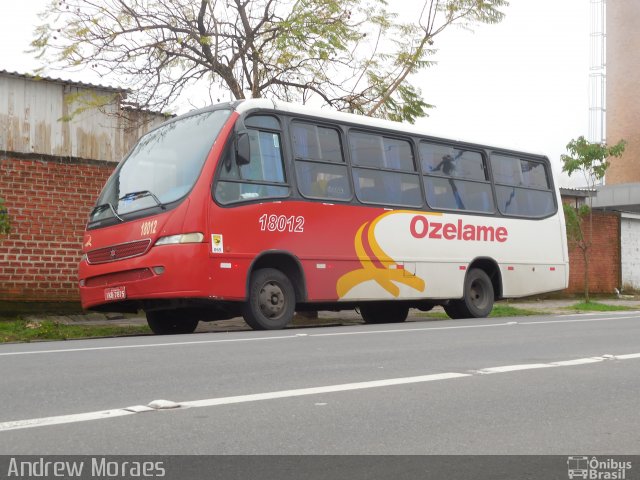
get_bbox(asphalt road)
[1,311,639,455]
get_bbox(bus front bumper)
[78,243,213,311]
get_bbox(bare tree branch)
[32,0,508,122]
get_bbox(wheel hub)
[470,280,487,308]
[259,281,285,318]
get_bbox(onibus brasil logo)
[567,456,632,479]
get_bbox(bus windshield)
[89,108,231,224]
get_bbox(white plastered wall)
[621,213,640,290]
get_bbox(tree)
[561,136,626,302]
[31,0,507,122]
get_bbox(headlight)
[155,232,204,246]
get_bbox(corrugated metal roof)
[559,187,596,197]
[0,69,127,94]
[0,71,164,161]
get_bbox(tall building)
[605,0,640,184]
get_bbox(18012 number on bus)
[258,214,304,233]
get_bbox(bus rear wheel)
[243,268,295,330]
[444,268,494,319]
[360,303,409,324]
[146,310,199,335]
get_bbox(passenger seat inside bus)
[326,176,350,199]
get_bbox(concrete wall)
[621,213,640,291]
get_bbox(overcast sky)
[0,0,591,187]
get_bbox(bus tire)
[243,268,295,330]
[444,268,494,319]
[146,310,199,335]
[360,303,409,324]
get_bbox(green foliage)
[488,304,543,317]
[59,91,120,122]
[561,136,626,302]
[561,136,627,186]
[31,0,509,123]
[0,319,150,343]
[562,202,589,247]
[0,198,10,236]
[418,303,545,319]
[567,301,636,312]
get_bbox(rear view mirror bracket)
[235,130,251,166]
[234,115,251,166]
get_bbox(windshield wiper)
[90,202,124,222]
[118,190,167,210]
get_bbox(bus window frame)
[213,113,292,206]
[346,128,425,209]
[488,150,558,219]
[212,107,559,221]
[418,139,496,215]
[288,118,354,203]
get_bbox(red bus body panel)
[78,112,238,310]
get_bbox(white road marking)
[616,353,640,360]
[1,352,639,433]
[0,313,638,357]
[476,363,554,374]
[518,315,639,326]
[180,373,469,409]
[311,321,516,337]
[0,373,468,432]
[0,409,136,432]
[550,357,608,366]
[0,334,298,357]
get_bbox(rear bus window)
[490,154,555,217]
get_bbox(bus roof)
[232,98,548,159]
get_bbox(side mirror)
[236,130,251,166]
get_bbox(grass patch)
[418,304,544,319]
[0,301,84,318]
[490,304,543,317]
[566,301,637,312]
[0,319,151,343]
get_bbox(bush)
[0,197,10,235]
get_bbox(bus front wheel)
[360,303,409,324]
[444,268,494,319]
[146,310,199,335]
[243,268,296,330]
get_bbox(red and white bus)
[79,99,569,334]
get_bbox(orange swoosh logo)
[337,211,428,298]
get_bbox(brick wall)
[566,211,621,295]
[0,155,114,301]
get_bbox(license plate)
[104,286,126,301]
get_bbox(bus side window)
[296,161,351,201]
[420,142,494,213]
[214,116,290,204]
[490,154,555,217]
[348,131,421,207]
[349,132,385,168]
[293,121,351,201]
